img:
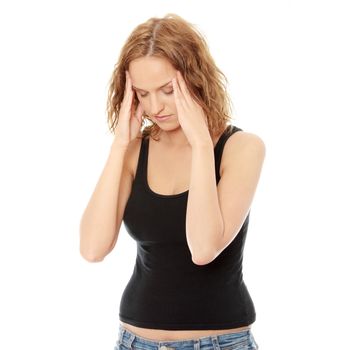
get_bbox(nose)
[149,94,165,117]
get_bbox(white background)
[1,1,349,349]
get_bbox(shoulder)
[124,136,144,179]
[227,129,266,153]
[222,130,266,170]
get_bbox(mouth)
[155,114,173,121]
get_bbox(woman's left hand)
[172,71,212,147]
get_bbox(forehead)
[129,56,175,90]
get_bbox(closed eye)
[139,90,173,98]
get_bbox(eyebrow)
[132,80,173,92]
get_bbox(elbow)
[80,251,105,263]
[190,228,224,266]
[80,245,105,263]
[79,228,108,263]
[191,250,215,266]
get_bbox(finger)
[135,102,144,122]
[130,96,136,115]
[172,76,185,109]
[124,71,131,95]
[124,71,134,108]
[176,71,192,105]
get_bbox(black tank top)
[119,124,256,330]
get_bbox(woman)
[80,13,265,350]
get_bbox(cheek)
[167,97,176,110]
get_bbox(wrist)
[110,140,129,152]
[191,137,213,150]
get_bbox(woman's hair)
[106,13,234,141]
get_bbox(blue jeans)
[114,324,259,350]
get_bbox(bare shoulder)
[226,130,265,153]
[124,135,144,179]
[222,130,266,169]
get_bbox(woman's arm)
[79,142,129,262]
[186,142,224,265]
[186,132,266,265]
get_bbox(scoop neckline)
[143,125,232,199]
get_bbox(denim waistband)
[117,323,253,350]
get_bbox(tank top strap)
[133,125,243,186]
[132,135,148,186]
[214,124,243,183]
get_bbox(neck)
[159,127,191,148]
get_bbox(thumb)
[135,102,144,122]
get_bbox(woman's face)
[129,56,179,128]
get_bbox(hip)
[120,321,252,341]
[115,323,259,350]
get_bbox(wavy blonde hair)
[106,13,234,142]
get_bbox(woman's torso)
[122,126,252,341]
[120,321,251,341]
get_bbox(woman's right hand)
[113,71,144,147]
